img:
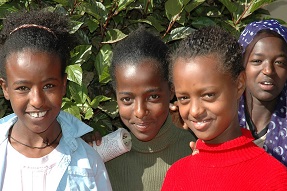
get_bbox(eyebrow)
[118,87,162,95]
[12,77,59,85]
[252,52,287,58]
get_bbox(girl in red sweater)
[161,26,287,191]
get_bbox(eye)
[202,93,215,101]
[120,97,133,105]
[250,59,262,65]
[43,84,55,89]
[275,60,287,67]
[148,94,160,101]
[177,96,189,104]
[16,86,29,91]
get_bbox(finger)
[190,141,199,155]
[169,103,178,111]
[94,131,102,146]
[183,122,188,129]
[189,141,196,150]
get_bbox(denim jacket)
[0,111,112,191]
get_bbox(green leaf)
[102,29,128,44]
[69,20,83,34]
[166,27,196,42]
[145,16,166,32]
[85,18,99,33]
[248,0,275,16]
[95,45,113,81]
[66,64,83,85]
[61,98,82,120]
[165,0,183,20]
[192,17,217,28]
[53,0,69,7]
[91,95,111,109]
[67,81,89,104]
[99,65,111,84]
[218,0,238,13]
[70,45,92,66]
[98,100,119,119]
[117,0,135,12]
[184,0,205,12]
[0,4,18,18]
[84,107,94,120]
[76,1,107,21]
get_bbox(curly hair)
[169,26,244,82]
[0,9,75,79]
[110,28,169,89]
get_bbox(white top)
[0,111,112,191]
[2,141,64,191]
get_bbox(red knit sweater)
[161,129,287,191]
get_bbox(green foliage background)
[0,0,282,135]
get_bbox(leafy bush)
[0,0,280,135]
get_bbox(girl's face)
[245,36,287,102]
[173,55,245,144]
[115,60,173,142]
[1,50,67,134]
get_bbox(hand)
[81,131,102,147]
[169,102,188,129]
[189,141,199,155]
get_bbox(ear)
[236,71,246,99]
[0,78,10,100]
[62,74,68,96]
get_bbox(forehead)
[252,36,287,53]
[173,55,233,90]
[115,60,168,90]
[116,59,164,80]
[5,50,62,79]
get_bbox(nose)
[189,99,204,119]
[30,88,45,109]
[134,99,149,119]
[262,61,274,76]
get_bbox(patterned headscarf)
[239,19,287,53]
[238,20,287,166]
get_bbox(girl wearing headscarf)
[238,20,287,166]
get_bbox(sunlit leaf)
[69,20,83,34]
[117,0,134,12]
[98,100,119,119]
[102,29,128,44]
[70,45,92,66]
[166,27,195,42]
[66,64,82,85]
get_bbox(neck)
[9,121,62,157]
[245,91,277,132]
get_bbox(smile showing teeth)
[29,111,47,118]
[262,82,273,85]
[195,121,207,124]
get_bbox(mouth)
[28,111,47,118]
[132,121,152,130]
[259,81,275,91]
[190,119,211,131]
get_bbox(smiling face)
[1,49,67,134]
[115,59,172,142]
[173,55,245,144]
[245,36,287,102]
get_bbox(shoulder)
[167,154,194,173]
